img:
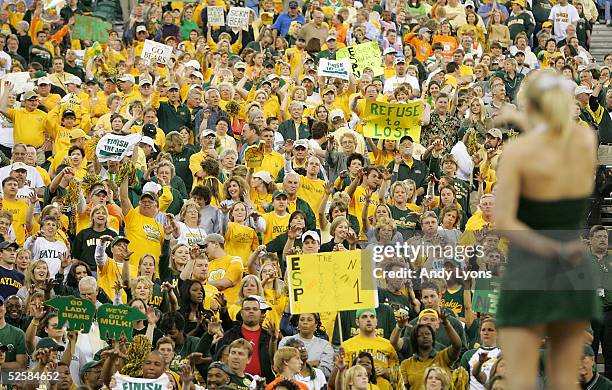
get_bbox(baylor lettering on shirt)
[0,266,23,299]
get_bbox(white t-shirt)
[383,75,420,94]
[176,221,207,247]
[25,236,68,278]
[295,367,327,390]
[0,165,44,189]
[466,346,502,390]
[549,4,579,42]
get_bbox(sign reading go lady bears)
[363,100,423,143]
[287,250,378,314]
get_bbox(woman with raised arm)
[494,71,601,390]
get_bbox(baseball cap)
[10,162,28,171]
[394,57,407,65]
[201,129,216,138]
[203,233,225,245]
[253,171,273,184]
[464,0,475,6]
[383,47,397,55]
[294,139,309,149]
[142,181,162,195]
[303,56,314,64]
[418,27,432,35]
[168,83,180,91]
[136,25,147,33]
[70,129,90,140]
[66,76,81,86]
[575,85,593,95]
[487,128,503,139]
[138,78,152,87]
[62,109,77,118]
[326,35,337,42]
[272,189,289,199]
[190,70,204,80]
[164,36,177,43]
[111,236,130,247]
[302,75,315,83]
[418,308,439,321]
[209,361,233,376]
[80,361,102,381]
[118,74,135,83]
[36,337,65,352]
[584,345,595,356]
[234,61,247,70]
[267,74,280,81]
[0,241,19,250]
[139,136,157,152]
[543,21,553,28]
[185,59,201,70]
[91,186,108,197]
[330,109,345,121]
[512,0,525,7]
[302,230,320,243]
[85,77,99,85]
[247,295,272,311]
[356,308,377,318]
[321,87,335,96]
[289,0,299,8]
[22,90,38,100]
[37,76,51,85]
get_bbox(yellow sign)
[244,144,264,168]
[287,250,378,314]
[337,42,384,78]
[363,100,423,142]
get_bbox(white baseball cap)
[253,170,273,184]
[139,136,157,151]
[330,109,345,121]
[185,60,201,70]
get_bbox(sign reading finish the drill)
[287,250,378,314]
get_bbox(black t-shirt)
[229,372,254,390]
[71,227,118,270]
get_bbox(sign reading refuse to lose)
[362,100,423,142]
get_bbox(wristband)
[31,320,40,326]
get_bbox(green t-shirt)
[390,206,418,240]
[229,373,254,390]
[0,323,26,362]
[441,286,466,318]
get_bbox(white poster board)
[226,7,250,30]
[317,59,351,80]
[208,6,225,26]
[2,72,35,95]
[141,40,173,66]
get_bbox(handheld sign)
[472,277,501,314]
[337,41,384,78]
[208,6,225,26]
[287,250,378,314]
[96,133,143,162]
[226,7,250,30]
[97,304,147,341]
[141,39,173,65]
[46,296,95,333]
[318,59,351,80]
[363,100,423,142]
[73,15,112,43]
[244,144,264,168]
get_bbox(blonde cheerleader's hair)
[518,70,576,144]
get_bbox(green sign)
[73,15,112,43]
[97,304,147,341]
[46,296,96,332]
[472,277,501,314]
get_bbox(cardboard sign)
[317,59,351,80]
[208,6,225,26]
[97,304,147,341]
[287,250,378,314]
[472,277,501,314]
[244,144,264,168]
[226,7,250,29]
[362,100,423,142]
[46,296,95,332]
[337,41,384,78]
[2,72,34,95]
[73,15,112,43]
[96,133,143,162]
[141,39,173,65]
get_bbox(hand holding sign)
[46,296,96,333]
[73,15,112,43]
[141,39,173,66]
[226,7,251,30]
[97,304,147,341]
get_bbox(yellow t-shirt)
[224,222,259,271]
[262,211,290,244]
[98,258,127,304]
[348,185,379,237]
[256,151,284,181]
[6,108,48,148]
[342,335,399,390]
[400,347,453,390]
[207,254,243,303]
[297,176,325,227]
[2,198,28,245]
[125,208,164,277]
[250,189,273,214]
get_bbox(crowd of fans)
[0,0,608,388]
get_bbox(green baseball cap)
[584,345,595,356]
[356,308,377,318]
[272,190,289,200]
[80,360,102,380]
[111,236,130,247]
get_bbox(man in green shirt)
[0,296,26,368]
[157,83,192,134]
